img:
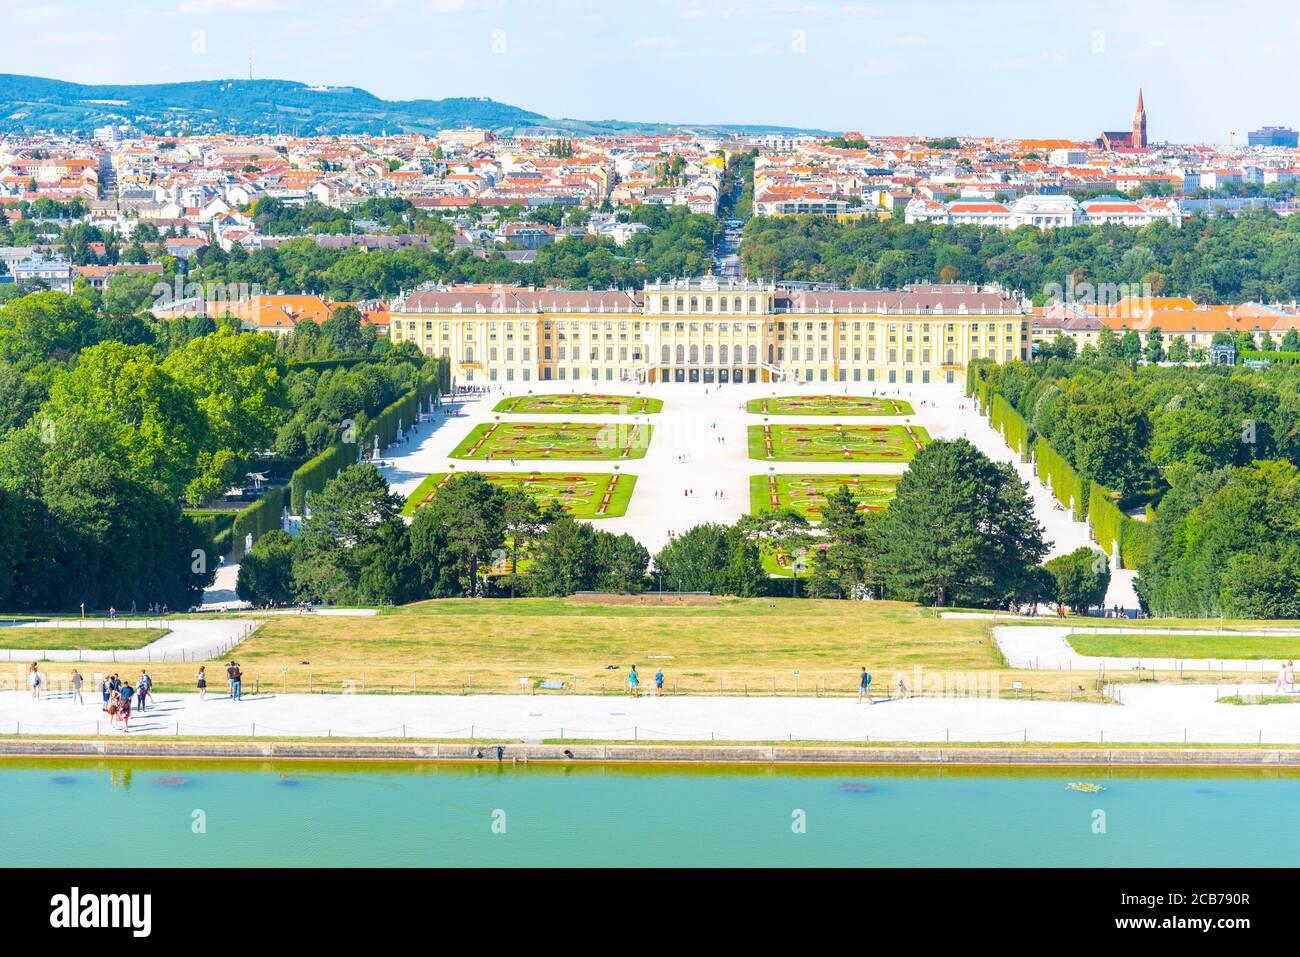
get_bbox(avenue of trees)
[0,282,442,612]
[977,356,1300,617]
[741,210,1300,303]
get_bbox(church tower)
[1132,87,1147,148]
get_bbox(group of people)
[100,671,152,732]
[1276,660,1296,694]
[625,665,666,697]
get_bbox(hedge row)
[989,393,1032,461]
[1240,350,1300,366]
[289,441,356,517]
[1034,436,1090,521]
[229,486,287,561]
[1087,482,1155,571]
[221,357,451,553]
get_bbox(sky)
[3,0,1297,142]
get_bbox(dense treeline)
[237,442,1077,614]
[185,206,719,300]
[0,280,445,611]
[975,357,1300,617]
[741,210,1300,303]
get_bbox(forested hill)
[0,74,823,136]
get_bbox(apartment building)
[388,278,1030,386]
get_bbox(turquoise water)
[4,760,1298,867]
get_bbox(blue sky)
[4,0,1297,141]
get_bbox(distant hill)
[0,74,824,137]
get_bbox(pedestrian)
[231,662,243,701]
[101,675,111,711]
[119,681,133,732]
[226,660,237,698]
[137,670,151,711]
[896,676,907,699]
[628,664,640,698]
[70,669,83,705]
[857,667,872,704]
[655,667,664,696]
[29,663,41,701]
[196,665,207,702]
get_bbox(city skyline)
[3,0,1298,142]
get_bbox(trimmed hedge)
[290,441,356,517]
[1088,483,1126,559]
[1034,436,1089,521]
[228,486,287,561]
[1240,350,1300,366]
[990,393,1032,461]
[1087,481,1155,571]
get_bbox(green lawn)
[750,472,901,520]
[402,471,638,518]
[493,393,663,415]
[748,423,929,462]
[747,395,914,416]
[451,421,653,460]
[1218,695,1300,705]
[0,627,169,650]
[1068,632,1300,659]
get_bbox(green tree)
[418,472,506,596]
[236,529,297,606]
[876,439,1046,607]
[1044,547,1110,613]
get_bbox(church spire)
[1132,87,1148,148]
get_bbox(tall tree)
[876,439,1046,607]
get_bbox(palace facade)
[388,278,1030,386]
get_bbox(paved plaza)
[0,681,1293,744]
[377,380,1140,615]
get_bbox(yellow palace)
[388,277,1030,386]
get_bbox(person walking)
[628,664,640,698]
[230,663,243,701]
[70,669,83,705]
[655,667,664,696]
[857,667,873,704]
[136,671,151,711]
[28,663,41,701]
[226,661,237,698]
[119,681,133,732]
[196,666,207,702]
[101,675,111,711]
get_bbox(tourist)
[70,669,83,705]
[137,670,152,711]
[109,606,116,620]
[858,667,872,704]
[230,662,243,701]
[101,675,111,711]
[107,688,120,727]
[655,667,664,696]
[896,676,907,699]
[1287,660,1296,693]
[196,666,207,701]
[628,664,640,698]
[29,662,42,701]
[119,680,133,732]
[227,660,237,697]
